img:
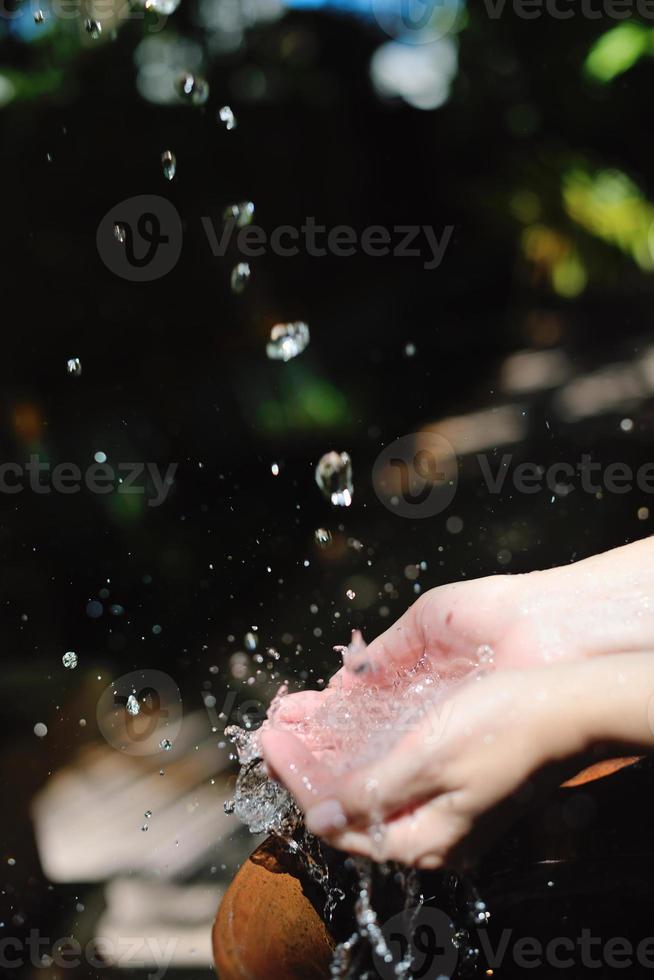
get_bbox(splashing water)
[225,633,486,978]
[316,451,353,507]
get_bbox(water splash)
[224,639,486,978]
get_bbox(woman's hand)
[268,538,654,748]
[262,653,654,869]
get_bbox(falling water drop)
[346,589,356,600]
[266,322,310,362]
[160,737,173,751]
[315,528,332,548]
[223,201,254,228]
[62,651,78,669]
[126,694,140,716]
[67,357,82,377]
[177,73,209,106]
[34,9,44,22]
[244,631,258,651]
[218,105,237,130]
[316,451,353,507]
[230,262,250,294]
[144,0,180,13]
[84,18,102,38]
[161,149,176,181]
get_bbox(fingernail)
[305,799,348,836]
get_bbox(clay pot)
[213,836,334,980]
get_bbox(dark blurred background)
[3,0,654,976]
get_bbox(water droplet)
[67,357,82,377]
[271,462,280,476]
[160,738,173,751]
[141,824,149,832]
[315,451,353,507]
[86,600,103,618]
[144,809,152,819]
[144,0,180,13]
[84,18,102,38]
[223,201,254,228]
[476,644,495,666]
[126,694,140,716]
[218,105,236,130]
[177,72,209,106]
[152,624,162,635]
[230,261,250,294]
[34,723,48,738]
[34,9,44,22]
[315,528,332,548]
[94,451,107,464]
[224,799,235,815]
[404,342,416,357]
[266,321,310,362]
[244,631,258,651]
[62,651,78,669]
[113,223,126,244]
[161,149,176,181]
[346,589,356,600]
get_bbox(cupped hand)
[262,660,596,869]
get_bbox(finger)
[260,727,342,816]
[344,603,426,680]
[329,794,470,868]
[304,729,441,835]
[268,690,325,726]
